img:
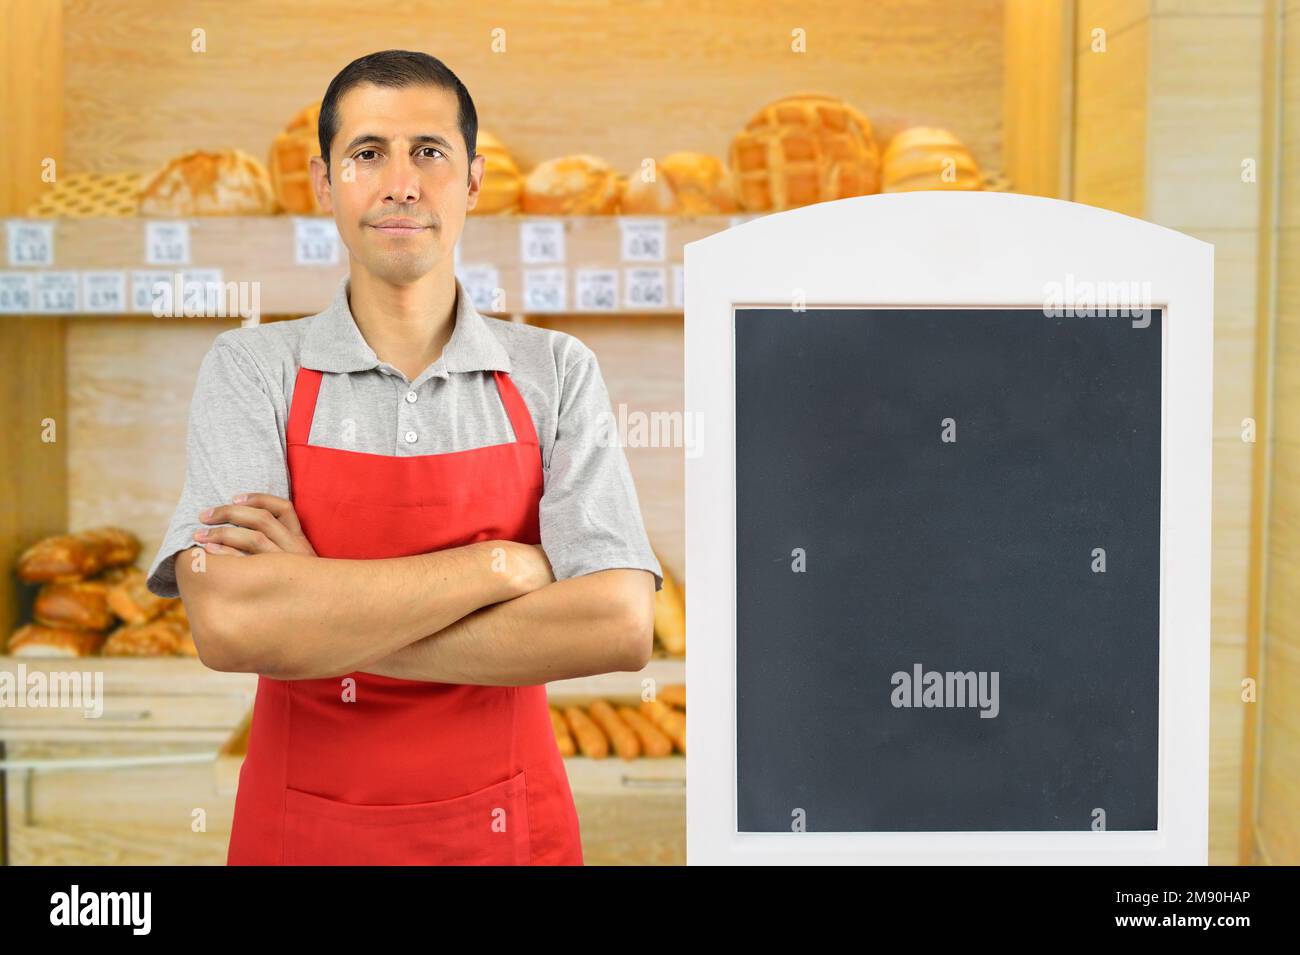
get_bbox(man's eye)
[356,149,378,161]
[418,147,445,159]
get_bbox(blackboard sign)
[734,306,1162,833]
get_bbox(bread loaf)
[33,579,116,631]
[139,149,276,216]
[102,618,186,657]
[268,102,323,214]
[105,566,172,624]
[729,91,881,211]
[621,152,737,215]
[521,154,620,215]
[17,526,141,583]
[881,126,982,192]
[8,623,106,657]
[653,553,686,656]
[469,130,523,215]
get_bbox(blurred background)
[0,0,1293,865]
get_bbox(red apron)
[226,364,584,865]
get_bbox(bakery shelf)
[0,213,752,317]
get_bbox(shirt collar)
[300,273,511,380]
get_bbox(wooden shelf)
[0,213,754,318]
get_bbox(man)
[145,50,663,866]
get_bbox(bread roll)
[729,91,881,211]
[621,152,737,215]
[587,699,640,760]
[102,618,185,657]
[549,705,577,757]
[8,623,105,657]
[106,566,171,624]
[881,126,982,192]
[563,705,609,758]
[139,149,276,216]
[33,579,115,631]
[521,154,619,215]
[17,526,140,583]
[658,683,686,709]
[470,130,523,215]
[653,553,686,656]
[616,705,674,757]
[640,699,686,753]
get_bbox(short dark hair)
[318,50,478,181]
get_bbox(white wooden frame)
[684,191,1213,865]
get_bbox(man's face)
[311,82,485,285]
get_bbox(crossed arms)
[172,494,656,684]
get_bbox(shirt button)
[405,390,418,403]
[404,430,418,444]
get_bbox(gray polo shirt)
[145,272,663,599]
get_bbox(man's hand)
[193,493,318,557]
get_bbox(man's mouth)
[370,219,432,236]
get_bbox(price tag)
[145,221,191,265]
[460,264,501,313]
[34,272,80,313]
[295,218,340,265]
[520,221,565,264]
[132,270,174,314]
[672,264,684,309]
[181,268,225,316]
[624,267,666,309]
[575,269,618,312]
[523,268,566,312]
[82,271,127,313]
[7,221,54,267]
[0,273,35,313]
[619,218,666,262]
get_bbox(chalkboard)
[735,306,1162,833]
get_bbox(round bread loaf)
[881,126,982,192]
[521,154,619,215]
[139,149,276,216]
[620,152,737,215]
[470,130,523,215]
[728,91,881,211]
[268,102,323,214]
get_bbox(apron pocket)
[282,770,531,866]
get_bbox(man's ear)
[465,153,486,213]
[309,155,333,213]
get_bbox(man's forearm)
[187,540,524,679]
[348,569,653,686]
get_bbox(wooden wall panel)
[59,0,1005,186]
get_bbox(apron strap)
[287,366,323,447]
[493,370,540,447]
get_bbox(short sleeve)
[538,349,663,592]
[145,336,289,598]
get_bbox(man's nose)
[381,152,421,205]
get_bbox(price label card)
[619,218,666,262]
[624,267,666,309]
[82,271,127,313]
[0,273,35,313]
[460,264,501,313]
[132,270,175,314]
[181,267,225,316]
[520,221,565,264]
[672,264,684,308]
[575,269,618,312]
[145,221,191,265]
[295,218,340,265]
[523,268,566,312]
[34,272,80,313]
[7,221,54,267]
